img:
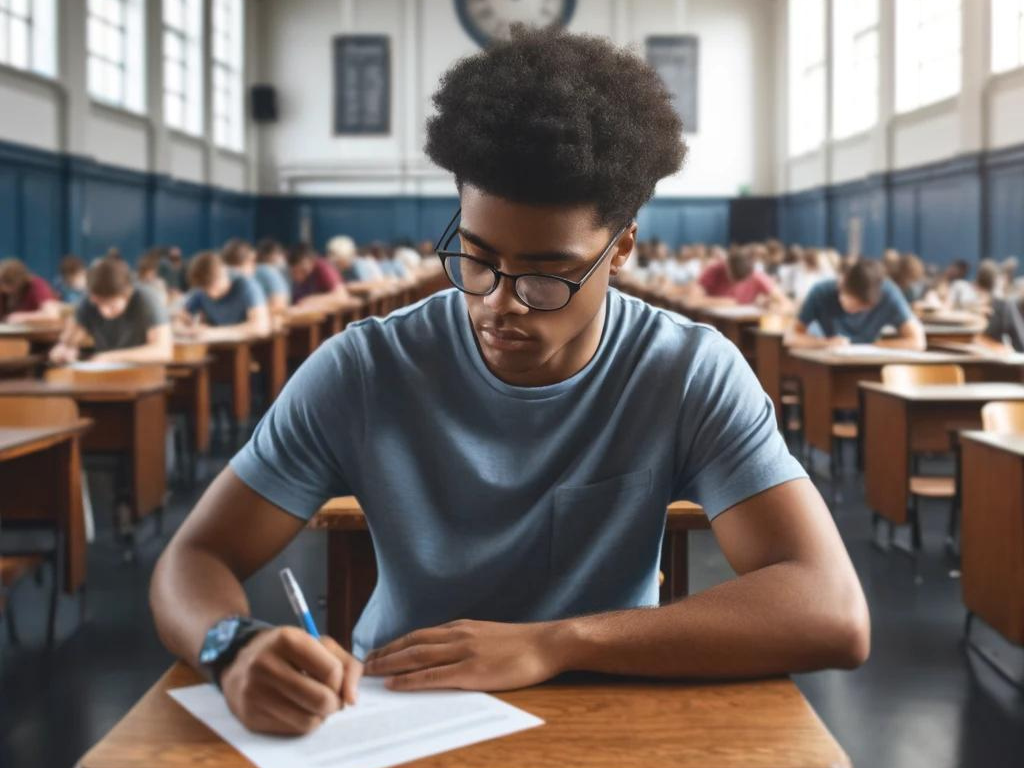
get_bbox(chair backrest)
[881,364,965,387]
[981,401,1024,435]
[173,343,208,363]
[45,364,167,388]
[0,395,79,426]
[0,338,30,359]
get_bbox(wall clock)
[455,0,577,48]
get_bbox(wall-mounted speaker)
[251,85,278,123]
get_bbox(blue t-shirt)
[231,288,805,658]
[798,278,913,343]
[254,264,291,304]
[184,274,265,326]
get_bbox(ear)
[608,223,638,277]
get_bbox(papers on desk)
[169,677,543,768]
[69,361,136,372]
[828,344,937,360]
[0,323,32,334]
[705,305,763,319]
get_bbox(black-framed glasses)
[433,208,631,312]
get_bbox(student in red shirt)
[691,247,790,309]
[286,244,357,310]
[0,258,61,323]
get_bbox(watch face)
[199,616,241,665]
[456,0,577,47]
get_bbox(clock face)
[456,0,577,47]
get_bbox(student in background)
[137,249,170,307]
[153,28,867,738]
[178,251,270,337]
[288,243,356,308]
[889,253,926,305]
[53,255,88,305]
[947,259,998,313]
[50,258,171,364]
[785,247,835,304]
[0,258,61,323]
[785,259,925,350]
[256,238,292,288]
[159,246,189,297]
[687,246,791,309]
[977,293,1024,352]
[222,238,290,315]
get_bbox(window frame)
[0,0,35,73]
[992,0,1024,74]
[211,0,244,152]
[894,0,963,115]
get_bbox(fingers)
[364,641,465,677]
[259,652,342,718]
[274,627,344,691]
[386,663,465,692]
[365,626,459,663]
[321,635,363,705]
[248,686,327,735]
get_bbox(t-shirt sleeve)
[983,300,1008,342]
[798,283,822,326]
[183,291,202,315]
[73,299,93,330]
[24,277,55,310]
[230,335,365,519]
[882,280,914,325]
[138,287,169,328]
[239,277,266,309]
[316,261,341,292]
[697,263,719,293]
[672,330,807,519]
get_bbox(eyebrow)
[456,227,587,264]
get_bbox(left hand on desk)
[363,619,564,692]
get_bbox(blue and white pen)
[279,567,321,639]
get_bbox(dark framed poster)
[646,35,699,134]
[333,35,391,135]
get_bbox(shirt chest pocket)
[550,468,661,595]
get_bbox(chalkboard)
[333,35,391,135]
[646,35,699,133]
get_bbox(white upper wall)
[258,0,781,197]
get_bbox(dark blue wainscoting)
[4,136,1024,277]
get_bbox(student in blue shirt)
[152,27,869,737]
[53,255,87,305]
[786,259,926,350]
[178,251,270,338]
[222,238,291,315]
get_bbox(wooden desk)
[79,661,849,768]
[790,348,1016,455]
[180,335,254,428]
[922,323,985,348]
[751,329,800,423]
[0,380,168,526]
[0,321,62,353]
[283,311,323,368]
[249,331,288,402]
[167,357,212,456]
[0,420,92,593]
[960,431,1024,647]
[309,497,710,648]
[861,382,1024,526]
[0,352,42,379]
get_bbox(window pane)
[164,29,182,62]
[165,59,183,93]
[165,92,182,127]
[896,0,961,112]
[0,16,9,64]
[164,0,181,29]
[9,0,28,17]
[9,17,29,68]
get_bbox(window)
[212,0,244,151]
[0,0,55,76]
[788,0,826,156]
[895,0,961,113]
[164,0,203,135]
[832,0,879,139]
[992,0,1024,73]
[87,0,144,110]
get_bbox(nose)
[482,274,529,315]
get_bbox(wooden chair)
[981,401,1024,435]
[0,338,30,359]
[172,342,208,363]
[880,364,965,559]
[0,396,80,646]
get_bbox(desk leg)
[270,334,287,399]
[799,363,833,456]
[193,367,211,456]
[232,344,252,429]
[326,529,377,651]
[659,530,689,604]
[132,392,168,525]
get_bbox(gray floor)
[1,446,1023,768]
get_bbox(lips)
[478,326,535,350]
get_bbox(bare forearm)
[150,543,252,669]
[554,560,868,679]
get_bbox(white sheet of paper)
[69,361,136,372]
[828,344,936,360]
[169,677,543,768]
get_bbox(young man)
[178,251,270,337]
[977,295,1024,352]
[688,246,790,309]
[53,255,88,305]
[50,258,172,364]
[0,258,61,323]
[255,239,293,308]
[158,245,189,296]
[222,238,291,315]
[287,243,357,309]
[786,258,925,350]
[152,28,868,737]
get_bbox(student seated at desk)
[0,258,61,323]
[288,244,356,308]
[158,245,189,299]
[222,238,291,315]
[786,259,925,350]
[976,296,1024,353]
[255,239,293,306]
[151,27,869,738]
[178,251,270,337]
[50,258,172,364]
[136,250,170,307]
[53,255,88,306]
[686,247,791,310]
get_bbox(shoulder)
[808,278,837,301]
[31,275,55,297]
[608,288,727,367]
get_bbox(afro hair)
[425,25,687,229]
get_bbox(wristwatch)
[198,615,272,688]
